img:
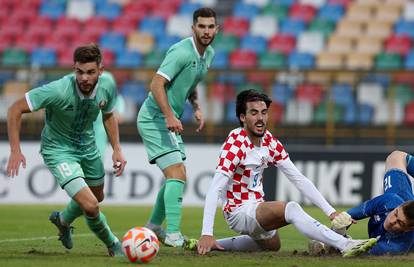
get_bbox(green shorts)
[41,149,105,191]
[137,105,186,164]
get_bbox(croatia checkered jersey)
[216,127,289,212]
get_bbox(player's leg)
[384,150,414,200]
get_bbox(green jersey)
[142,37,215,118]
[26,72,117,155]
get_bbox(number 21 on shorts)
[58,162,73,177]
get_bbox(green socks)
[61,199,83,225]
[149,182,166,226]
[164,179,185,233]
[85,212,117,247]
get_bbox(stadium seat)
[345,3,373,23]
[403,1,414,21]
[211,50,229,69]
[246,71,274,86]
[357,82,384,106]
[240,35,267,53]
[222,16,249,37]
[262,3,288,20]
[39,1,65,19]
[144,50,165,68]
[259,52,285,69]
[355,36,383,55]
[115,50,142,68]
[288,51,315,69]
[297,32,324,55]
[309,19,335,37]
[179,2,202,15]
[140,16,166,39]
[233,2,259,20]
[30,48,57,67]
[96,2,121,21]
[384,35,412,56]
[375,52,402,70]
[390,84,414,106]
[55,17,82,41]
[342,103,357,124]
[335,19,364,38]
[229,49,257,69]
[394,19,414,39]
[66,0,94,21]
[328,0,352,7]
[99,32,126,55]
[358,103,374,125]
[166,15,192,38]
[327,35,353,54]
[345,53,373,70]
[14,35,42,52]
[1,48,28,66]
[268,34,296,55]
[127,32,155,55]
[365,20,393,39]
[331,83,354,107]
[280,18,305,36]
[0,71,14,87]
[373,100,404,126]
[289,3,316,23]
[216,72,245,85]
[317,52,343,69]
[0,32,14,53]
[405,50,414,69]
[250,15,278,39]
[404,101,414,125]
[112,17,139,35]
[83,17,111,37]
[213,33,239,53]
[226,102,238,123]
[269,102,284,124]
[156,34,181,52]
[296,84,324,106]
[181,103,194,123]
[2,80,30,97]
[375,4,401,23]
[120,81,148,105]
[0,20,25,41]
[318,4,344,22]
[285,99,313,125]
[101,49,115,67]
[313,102,342,124]
[210,82,235,103]
[151,1,179,19]
[271,83,293,105]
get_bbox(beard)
[196,34,215,47]
[76,80,97,95]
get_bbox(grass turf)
[0,205,413,267]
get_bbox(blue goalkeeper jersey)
[347,169,414,255]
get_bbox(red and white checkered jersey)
[216,127,289,212]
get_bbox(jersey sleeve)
[216,134,245,177]
[270,137,289,165]
[101,74,118,114]
[157,47,188,82]
[347,194,403,220]
[25,79,64,111]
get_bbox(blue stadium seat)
[99,32,125,54]
[318,4,344,22]
[288,51,315,69]
[271,83,293,105]
[217,72,245,85]
[394,20,414,39]
[96,2,121,21]
[211,50,229,69]
[233,3,259,20]
[31,48,57,67]
[179,2,202,15]
[361,74,390,89]
[120,81,148,105]
[332,83,354,107]
[240,35,267,53]
[0,71,14,87]
[272,0,295,6]
[115,50,142,68]
[140,17,166,40]
[358,104,374,125]
[343,103,357,125]
[181,103,194,123]
[280,19,305,36]
[226,102,238,123]
[39,1,65,19]
[405,50,414,69]
[156,35,181,52]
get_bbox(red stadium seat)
[210,83,236,103]
[55,17,82,41]
[11,0,41,11]
[26,16,54,42]
[151,1,179,19]
[247,71,274,87]
[295,84,324,106]
[229,49,257,69]
[0,32,14,53]
[328,0,352,7]
[123,0,152,13]
[8,8,37,25]
[384,35,412,56]
[112,17,138,35]
[101,49,115,67]
[72,31,100,46]
[58,48,74,67]
[404,101,414,125]
[289,3,316,23]
[0,20,24,40]
[83,17,111,37]
[43,34,71,56]
[269,102,284,124]
[222,17,249,38]
[268,34,296,55]
[15,34,42,52]
[394,73,414,86]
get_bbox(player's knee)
[95,193,104,202]
[81,200,99,217]
[386,150,406,164]
[284,201,302,224]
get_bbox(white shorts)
[223,202,276,240]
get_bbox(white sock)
[284,201,349,251]
[217,235,262,251]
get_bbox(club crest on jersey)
[98,100,107,109]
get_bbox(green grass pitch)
[0,205,413,267]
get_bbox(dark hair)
[402,200,414,227]
[193,7,216,24]
[236,89,272,127]
[73,43,102,65]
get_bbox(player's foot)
[341,238,377,257]
[183,238,198,251]
[107,238,124,257]
[145,223,166,243]
[164,232,185,247]
[49,211,73,249]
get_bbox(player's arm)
[198,171,227,255]
[6,97,31,177]
[347,194,400,220]
[277,158,337,218]
[188,90,204,132]
[150,74,183,133]
[103,112,126,176]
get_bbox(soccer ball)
[122,227,160,263]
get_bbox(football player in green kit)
[137,7,218,247]
[6,44,127,256]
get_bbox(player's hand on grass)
[165,115,183,134]
[197,235,224,255]
[6,150,26,178]
[194,109,204,132]
[331,211,354,231]
[112,150,126,177]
